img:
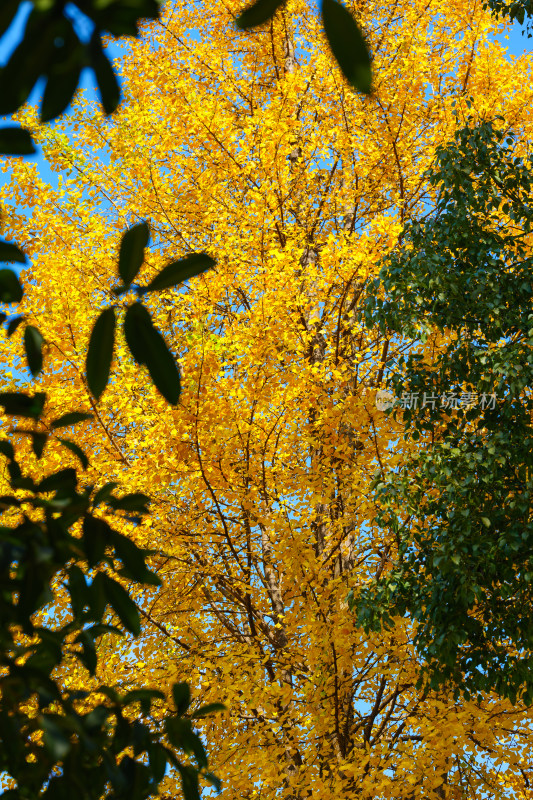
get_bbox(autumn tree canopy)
[2,0,533,797]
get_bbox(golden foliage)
[2,0,533,796]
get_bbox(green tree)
[351,117,533,704]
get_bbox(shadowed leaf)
[0,127,36,155]
[0,269,23,302]
[0,240,25,264]
[30,431,47,458]
[321,0,372,94]
[58,438,89,470]
[172,682,191,716]
[236,0,286,28]
[103,574,141,635]
[90,30,121,115]
[51,411,93,429]
[140,252,214,294]
[190,702,226,719]
[124,303,181,405]
[118,222,150,286]
[0,392,45,419]
[86,306,116,400]
[41,58,82,123]
[0,0,20,39]
[24,325,44,376]
[6,316,24,337]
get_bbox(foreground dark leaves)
[0,403,223,799]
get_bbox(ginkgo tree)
[3,0,533,799]
[0,0,371,795]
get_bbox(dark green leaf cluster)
[0,242,47,378]
[86,221,214,404]
[351,119,533,703]
[484,0,533,32]
[0,0,162,124]
[0,401,223,799]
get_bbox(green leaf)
[0,126,36,156]
[149,743,169,783]
[74,629,97,674]
[51,411,93,429]
[67,564,88,619]
[190,702,226,719]
[0,9,59,116]
[164,716,193,749]
[84,704,112,732]
[103,574,141,636]
[88,572,107,623]
[118,222,150,287]
[172,682,191,716]
[0,0,21,40]
[140,252,214,294]
[90,30,121,115]
[82,514,111,567]
[86,306,116,400]
[0,391,45,419]
[177,764,201,800]
[41,58,82,123]
[24,324,44,376]
[321,0,372,94]
[58,438,89,470]
[38,467,77,493]
[204,772,222,793]
[30,431,47,459]
[123,688,165,715]
[6,315,24,337]
[117,564,161,587]
[98,685,121,704]
[110,528,160,585]
[0,269,23,302]
[124,303,181,405]
[0,440,15,460]
[236,0,286,28]
[41,716,71,760]
[107,492,150,512]
[92,481,119,507]
[481,516,491,528]
[0,240,25,264]
[89,0,161,36]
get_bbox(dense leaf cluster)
[485,0,533,30]
[87,221,214,404]
[351,119,533,703]
[0,400,222,799]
